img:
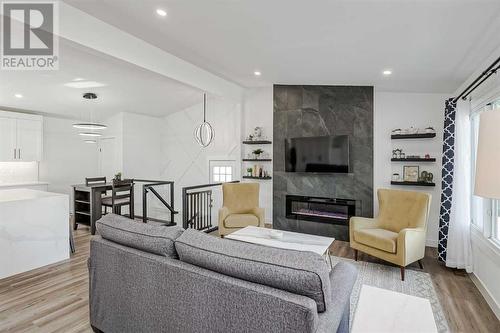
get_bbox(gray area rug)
[330,256,449,332]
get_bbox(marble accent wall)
[273,85,373,240]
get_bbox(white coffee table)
[225,226,335,268]
[351,285,438,333]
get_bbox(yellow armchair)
[218,183,265,237]
[349,189,431,280]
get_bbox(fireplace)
[286,195,356,226]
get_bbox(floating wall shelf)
[242,159,272,162]
[242,176,272,180]
[391,158,436,162]
[242,140,272,145]
[391,181,435,187]
[391,133,436,139]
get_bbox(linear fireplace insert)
[286,195,356,225]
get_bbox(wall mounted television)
[285,135,349,173]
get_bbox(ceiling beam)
[58,2,243,101]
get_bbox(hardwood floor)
[0,227,498,333]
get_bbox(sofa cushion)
[354,228,398,253]
[96,214,184,258]
[224,214,259,228]
[175,229,331,313]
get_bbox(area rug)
[330,256,449,332]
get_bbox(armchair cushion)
[224,214,259,228]
[354,228,398,253]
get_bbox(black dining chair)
[85,177,110,214]
[102,179,135,219]
[85,177,107,186]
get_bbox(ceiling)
[0,39,202,120]
[64,0,500,93]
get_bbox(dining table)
[71,182,113,235]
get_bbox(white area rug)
[330,256,449,332]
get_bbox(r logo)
[1,1,59,69]
[3,2,53,55]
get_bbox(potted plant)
[246,167,253,176]
[252,149,264,159]
[114,172,122,181]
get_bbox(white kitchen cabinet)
[16,118,43,161]
[0,111,43,162]
[0,117,17,161]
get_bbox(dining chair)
[102,179,135,219]
[85,177,107,186]
[85,177,110,214]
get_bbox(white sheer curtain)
[446,99,473,272]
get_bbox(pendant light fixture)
[194,93,214,147]
[73,93,107,130]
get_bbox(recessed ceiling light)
[72,77,85,82]
[64,81,107,89]
[79,132,102,137]
[383,70,392,76]
[156,9,167,17]
[14,93,23,98]
[254,71,261,76]
[84,140,97,144]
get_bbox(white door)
[0,117,17,161]
[16,119,42,161]
[98,138,118,180]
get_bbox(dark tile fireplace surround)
[273,85,374,241]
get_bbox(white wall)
[122,112,162,180]
[242,87,273,223]
[161,96,242,224]
[100,112,124,175]
[374,92,447,246]
[39,116,99,196]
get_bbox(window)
[209,160,236,183]
[470,97,500,243]
[213,166,233,182]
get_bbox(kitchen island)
[0,189,69,279]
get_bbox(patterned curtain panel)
[438,98,457,262]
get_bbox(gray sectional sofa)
[89,214,357,333]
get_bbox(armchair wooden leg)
[220,235,224,238]
[418,260,424,269]
[354,249,358,261]
[400,266,405,281]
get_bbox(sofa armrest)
[349,216,378,244]
[218,207,230,234]
[326,262,358,333]
[397,228,426,265]
[251,207,265,226]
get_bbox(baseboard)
[469,272,500,320]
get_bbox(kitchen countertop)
[0,189,65,203]
[0,181,49,188]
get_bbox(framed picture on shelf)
[403,166,419,182]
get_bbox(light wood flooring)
[0,227,499,333]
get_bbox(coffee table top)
[225,226,335,255]
[352,285,438,333]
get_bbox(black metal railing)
[182,181,239,232]
[134,179,178,226]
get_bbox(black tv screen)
[285,135,349,173]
